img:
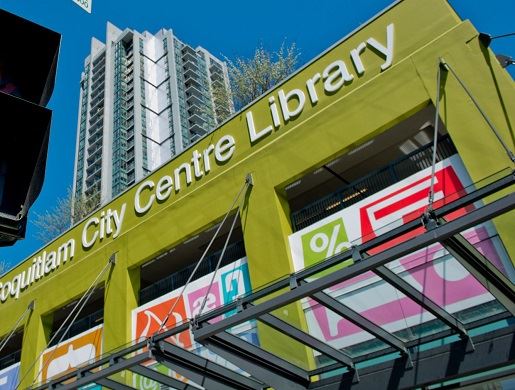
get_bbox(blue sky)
[0,0,514,270]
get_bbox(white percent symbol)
[309,223,351,258]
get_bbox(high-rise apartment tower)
[73,23,233,206]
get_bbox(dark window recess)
[48,309,103,347]
[0,349,21,371]
[291,135,457,231]
[47,288,104,347]
[140,240,246,305]
[0,331,23,370]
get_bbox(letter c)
[134,180,155,215]
[82,217,99,249]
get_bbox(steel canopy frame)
[193,191,515,340]
[373,265,469,337]
[307,325,515,390]
[154,340,265,389]
[191,186,515,386]
[309,289,409,356]
[30,172,515,389]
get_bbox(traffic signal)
[0,9,60,246]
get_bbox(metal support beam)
[27,176,514,390]
[308,325,515,390]
[52,352,151,390]
[258,312,355,370]
[129,364,193,389]
[292,171,515,286]
[156,340,265,390]
[191,173,514,328]
[195,193,514,340]
[309,289,409,356]
[441,233,515,315]
[373,265,469,338]
[309,310,511,378]
[198,331,309,390]
[96,378,135,390]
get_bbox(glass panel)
[460,216,515,283]
[227,318,330,372]
[320,269,451,343]
[385,237,509,325]
[108,371,143,390]
[300,299,390,359]
[427,367,515,389]
[191,321,256,375]
[132,363,183,389]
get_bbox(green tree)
[32,188,100,244]
[222,42,300,113]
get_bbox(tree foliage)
[210,82,233,123]
[224,42,300,111]
[32,188,100,244]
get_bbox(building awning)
[31,169,515,390]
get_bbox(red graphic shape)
[135,296,192,349]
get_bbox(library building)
[1,0,514,388]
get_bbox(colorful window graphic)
[134,295,192,350]
[132,258,257,385]
[39,325,103,383]
[132,259,253,344]
[0,362,20,389]
[289,155,511,350]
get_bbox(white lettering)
[215,135,236,163]
[112,203,126,239]
[82,217,99,249]
[278,88,306,122]
[350,42,367,75]
[1,282,10,302]
[306,73,321,105]
[156,175,173,202]
[174,162,193,192]
[191,150,204,178]
[44,251,57,275]
[367,23,395,70]
[135,180,155,215]
[57,239,75,266]
[203,145,215,173]
[246,111,273,143]
[0,238,77,303]
[268,96,281,128]
[10,274,21,299]
[323,60,354,93]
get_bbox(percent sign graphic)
[309,221,351,259]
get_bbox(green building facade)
[1,0,514,388]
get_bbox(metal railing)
[0,349,20,371]
[139,240,246,304]
[291,135,457,231]
[48,309,103,347]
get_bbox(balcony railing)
[291,135,457,231]
[189,122,207,136]
[187,92,204,107]
[0,349,20,371]
[139,241,246,305]
[185,75,201,88]
[183,66,200,79]
[48,309,103,347]
[182,50,198,64]
[188,112,205,126]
